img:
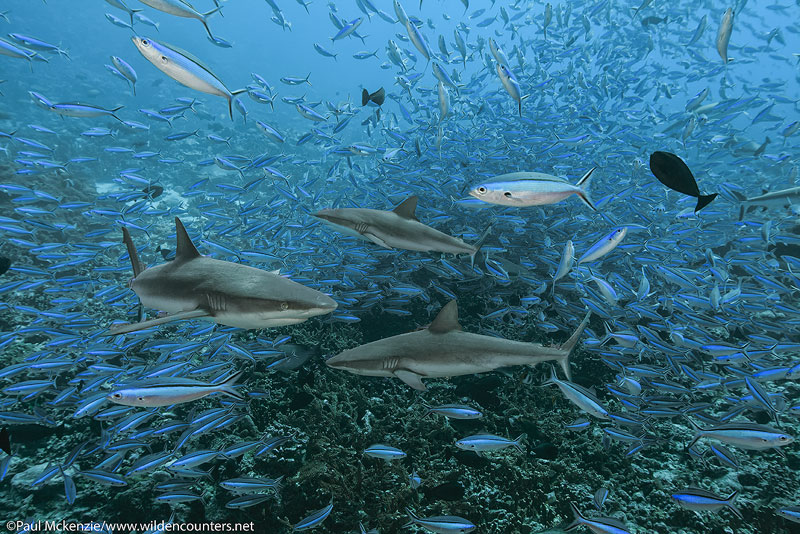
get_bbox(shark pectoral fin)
[364,232,391,249]
[109,309,211,335]
[394,370,426,390]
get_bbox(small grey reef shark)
[326,300,591,390]
[110,217,337,334]
[313,195,486,261]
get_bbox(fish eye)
[141,39,149,46]
[137,396,144,401]
[504,192,512,198]
[112,393,121,399]
[477,187,486,194]
[160,56,168,64]
[280,301,289,310]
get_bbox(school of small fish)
[0,0,799,532]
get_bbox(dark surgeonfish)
[649,151,717,213]
[361,87,385,106]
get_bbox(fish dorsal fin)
[174,217,201,261]
[429,300,461,333]
[393,195,419,220]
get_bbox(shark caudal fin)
[575,167,598,211]
[470,226,492,268]
[694,192,718,213]
[556,312,591,381]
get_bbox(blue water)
[1,0,800,533]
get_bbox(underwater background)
[1,0,800,532]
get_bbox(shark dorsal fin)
[393,195,419,220]
[174,217,201,261]
[428,300,461,333]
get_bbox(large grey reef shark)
[110,217,337,334]
[313,195,487,262]
[326,300,591,390]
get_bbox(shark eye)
[280,301,289,310]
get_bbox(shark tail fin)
[470,226,492,268]
[694,193,718,213]
[216,370,245,401]
[122,227,143,278]
[556,312,591,381]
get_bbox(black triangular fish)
[649,151,717,212]
[361,87,385,106]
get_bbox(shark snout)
[313,294,338,315]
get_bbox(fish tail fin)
[726,490,743,519]
[542,364,559,387]
[686,418,704,450]
[203,6,223,19]
[576,167,598,211]
[218,370,245,401]
[556,312,591,381]
[469,226,492,268]
[403,508,419,528]
[565,502,585,531]
[513,433,526,453]
[695,193,718,212]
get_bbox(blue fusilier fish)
[107,370,244,407]
[496,63,523,115]
[649,152,717,213]
[131,36,245,119]
[671,488,742,519]
[469,168,596,210]
[110,217,337,334]
[577,228,627,264]
[687,420,794,450]
[364,444,406,461]
[326,300,590,389]
[49,102,124,122]
[455,434,525,455]
[404,509,476,533]
[137,0,221,38]
[566,502,634,534]
[293,499,333,531]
